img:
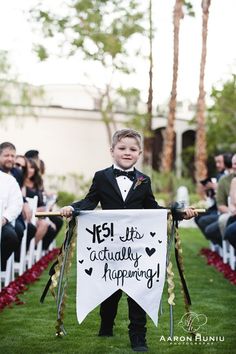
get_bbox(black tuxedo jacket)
[72,166,162,211]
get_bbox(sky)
[0,0,235,106]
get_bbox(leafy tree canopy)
[29,0,148,143]
[0,50,42,119]
[30,0,145,73]
[206,74,236,155]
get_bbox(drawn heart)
[150,232,156,237]
[85,267,93,276]
[158,240,162,243]
[87,247,91,251]
[79,259,84,264]
[145,247,156,257]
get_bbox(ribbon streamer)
[174,226,191,306]
[166,213,176,338]
[40,217,77,336]
[166,203,196,338]
[55,218,77,336]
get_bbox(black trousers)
[25,216,63,251]
[1,223,19,270]
[26,223,37,250]
[99,290,147,336]
[42,215,63,250]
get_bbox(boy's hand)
[60,206,74,218]
[183,207,198,219]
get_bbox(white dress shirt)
[0,171,23,223]
[113,164,134,201]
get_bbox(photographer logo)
[159,312,224,345]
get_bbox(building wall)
[0,84,196,192]
[0,108,130,178]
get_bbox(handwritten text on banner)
[76,209,168,325]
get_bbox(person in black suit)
[60,129,197,352]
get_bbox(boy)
[60,129,196,352]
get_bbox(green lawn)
[0,226,235,354]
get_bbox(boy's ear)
[139,150,142,156]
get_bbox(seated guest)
[205,153,233,239]
[195,152,227,239]
[0,142,23,187]
[26,152,62,249]
[204,154,236,246]
[15,155,28,183]
[0,143,36,256]
[23,158,62,250]
[223,152,233,175]
[14,154,37,253]
[224,221,236,249]
[40,158,62,249]
[25,150,40,168]
[223,177,236,248]
[39,158,57,210]
[0,170,23,270]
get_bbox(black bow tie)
[113,168,136,181]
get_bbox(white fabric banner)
[76,209,168,325]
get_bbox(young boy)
[60,128,197,352]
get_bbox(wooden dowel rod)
[167,208,206,214]
[35,211,62,217]
[35,208,206,218]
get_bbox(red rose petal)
[0,248,59,311]
[200,247,236,285]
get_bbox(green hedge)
[56,190,78,207]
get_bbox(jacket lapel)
[125,169,143,202]
[104,167,123,199]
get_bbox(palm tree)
[194,0,211,182]
[143,0,154,167]
[161,0,184,173]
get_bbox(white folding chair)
[34,239,43,262]
[48,239,56,251]
[0,200,14,290]
[229,244,236,270]
[222,239,231,264]
[222,239,236,270]
[209,241,223,257]
[12,224,28,277]
[0,254,14,291]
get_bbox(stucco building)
[0,84,196,192]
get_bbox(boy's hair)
[0,142,16,154]
[111,129,142,149]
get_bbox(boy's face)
[111,137,142,170]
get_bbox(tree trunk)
[143,0,154,167]
[161,0,184,173]
[195,0,211,183]
[98,86,115,146]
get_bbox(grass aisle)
[0,227,235,354]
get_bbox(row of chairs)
[0,196,55,291]
[176,187,236,271]
[210,240,236,270]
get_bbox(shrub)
[56,190,78,207]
